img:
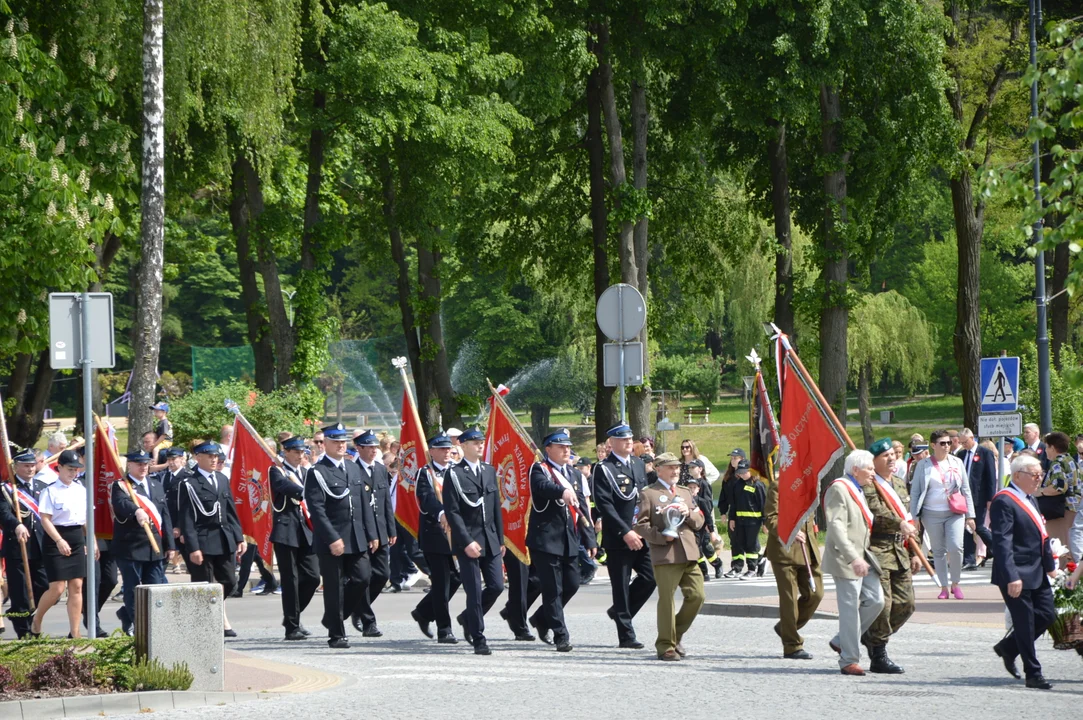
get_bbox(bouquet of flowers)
[1050,561,1083,650]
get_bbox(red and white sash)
[996,485,1048,540]
[831,478,873,529]
[5,483,41,521]
[127,479,163,536]
[875,476,912,521]
[539,461,580,529]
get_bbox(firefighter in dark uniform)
[270,436,320,641]
[500,554,540,641]
[158,447,190,569]
[177,441,246,637]
[526,429,596,652]
[445,428,504,655]
[351,429,396,637]
[728,459,766,579]
[410,433,462,643]
[591,422,655,649]
[0,449,49,638]
[304,423,378,649]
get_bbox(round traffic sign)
[596,283,646,342]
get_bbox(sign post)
[596,284,646,423]
[50,292,115,639]
[978,355,1020,487]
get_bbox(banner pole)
[778,334,856,451]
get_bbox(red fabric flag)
[228,414,276,565]
[748,370,780,484]
[92,415,119,539]
[395,387,428,539]
[775,351,847,549]
[485,391,533,565]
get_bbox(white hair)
[844,449,875,476]
[1023,423,1040,433]
[47,431,67,448]
[1011,454,1042,475]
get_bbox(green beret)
[869,438,893,457]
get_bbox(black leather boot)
[868,644,904,674]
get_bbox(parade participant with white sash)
[990,454,1057,690]
[823,449,885,676]
[0,448,48,638]
[111,449,174,636]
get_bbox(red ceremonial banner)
[229,414,276,565]
[92,415,119,539]
[749,370,780,485]
[0,387,12,484]
[395,387,428,539]
[485,389,533,565]
[775,349,847,549]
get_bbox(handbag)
[932,457,968,515]
[1036,494,1066,520]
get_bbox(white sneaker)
[403,571,422,589]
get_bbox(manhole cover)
[856,690,950,698]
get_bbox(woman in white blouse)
[30,450,94,638]
[909,430,976,599]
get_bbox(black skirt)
[43,524,87,582]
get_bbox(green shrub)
[124,658,194,692]
[0,633,134,689]
[169,380,325,446]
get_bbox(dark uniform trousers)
[417,553,460,631]
[605,546,655,642]
[356,543,391,628]
[390,523,428,584]
[237,543,275,594]
[318,551,372,641]
[4,547,47,638]
[501,556,540,634]
[83,539,119,631]
[274,541,320,633]
[530,550,580,641]
[190,551,237,597]
[998,580,1057,678]
[458,553,504,642]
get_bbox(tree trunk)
[768,119,795,339]
[230,156,276,392]
[818,84,850,423]
[6,350,55,449]
[530,404,552,447]
[335,381,343,424]
[950,171,982,431]
[417,240,461,430]
[626,51,651,440]
[129,0,165,451]
[858,361,874,449]
[586,52,615,443]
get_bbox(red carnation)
[1068,562,1078,573]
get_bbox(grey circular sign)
[596,283,646,342]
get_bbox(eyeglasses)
[936,441,951,447]
[681,445,691,450]
[1020,469,1043,478]
[313,440,324,445]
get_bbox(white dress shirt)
[39,480,88,526]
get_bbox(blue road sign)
[980,356,1019,413]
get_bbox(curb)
[700,602,838,620]
[2,689,271,719]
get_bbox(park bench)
[580,409,595,425]
[41,419,61,435]
[685,408,710,424]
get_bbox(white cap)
[446,427,463,438]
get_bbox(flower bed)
[1050,561,1083,650]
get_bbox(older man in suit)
[956,428,998,569]
[991,454,1057,690]
[823,450,885,676]
[635,452,706,661]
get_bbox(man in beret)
[305,424,378,649]
[591,423,655,649]
[350,430,396,638]
[526,430,596,652]
[863,438,919,673]
[177,440,246,637]
[270,436,320,641]
[0,449,49,638]
[411,433,462,643]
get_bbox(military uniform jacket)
[0,477,47,559]
[357,460,396,547]
[444,459,503,556]
[591,453,648,550]
[526,460,596,558]
[634,482,705,565]
[157,468,190,530]
[177,468,244,556]
[416,463,453,555]
[270,463,313,548]
[111,474,174,562]
[764,480,822,568]
[864,475,912,572]
[305,456,375,556]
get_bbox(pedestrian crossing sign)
[979,356,1019,413]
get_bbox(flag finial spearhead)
[392,357,408,371]
[224,398,239,415]
[746,348,761,368]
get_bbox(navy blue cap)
[459,428,485,442]
[193,441,220,455]
[125,450,152,463]
[735,459,751,472]
[428,433,453,449]
[165,446,185,458]
[282,437,306,451]
[58,450,84,468]
[12,449,35,464]
[574,456,591,467]
[543,429,572,447]
[346,447,358,457]
[606,423,634,439]
[321,423,349,440]
[689,458,705,469]
[353,430,379,447]
[150,402,170,412]
[729,448,746,457]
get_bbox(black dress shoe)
[530,617,552,645]
[474,641,492,656]
[285,629,307,641]
[362,624,383,638]
[411,609,434,639]
[116,608,132,635]
[457,614,473,646]
[437,632,459,644]
[993,642,1021,679]
[513,631,536,641]
[555,639,573,653]
[95,626,108,638]
[784,649,813,660]
[228,589,244,599]
[255,579,278,595]
[606,607,616,621]
[1025,674,1052,690]
[618,639,644,649]
[773,622,782,638]
[351,615,365,633]
[224,628,237,638]
[328,637,350,649]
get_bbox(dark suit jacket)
[304,456,374,556]
[111,474,174,561]
[416,463,453,555]
[177,468,244,556]
[443,459,503,556]
[270,463,312,548]
[956,444,999,512]
[0,477,47,559]
[526,460,596,557]
[1032,441,1050,473]
[990,486,1056,589]
[357,460,396,546]
[157,468,190,531]
[591,453,648,550]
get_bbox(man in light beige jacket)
[635,453,705,660]
[822,449,885,676]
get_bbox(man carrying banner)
[112,449,174,636]
[351,430,396,638]
[0,449,48,638]
[591,423,655,649]
[526,430,596,652]
[270,436,319,641]
[863,438,919,674]
[305,423,378,649]
[412,433,462,643]
[765,479,823,660]
[445,428,504,655]
[178,441,246,638]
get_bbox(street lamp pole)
[1029,0,1054,432]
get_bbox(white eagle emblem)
[777,435,796,472]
